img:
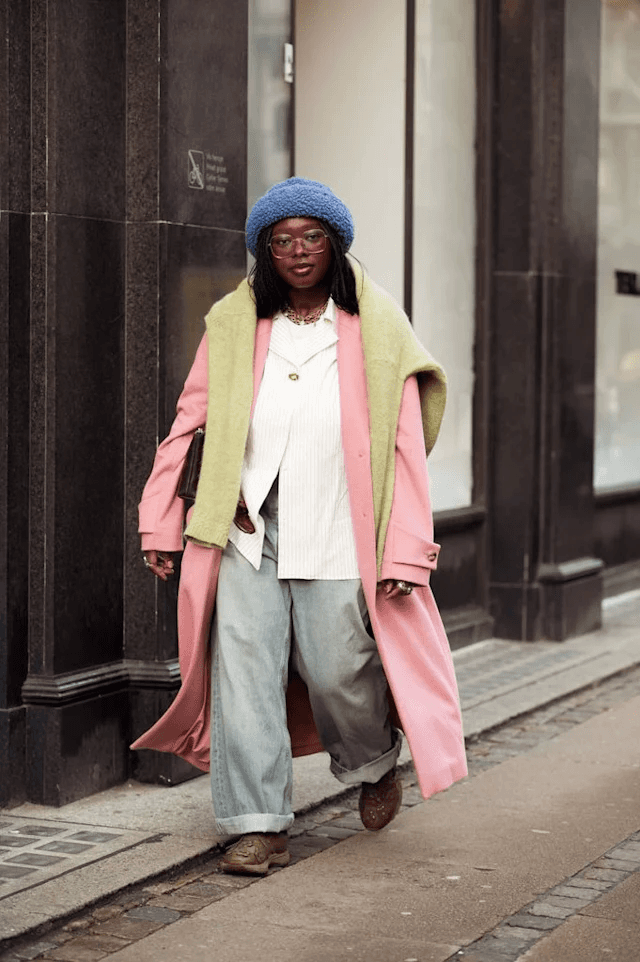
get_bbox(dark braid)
[249,219,359,318]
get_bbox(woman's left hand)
[378,579,417,599]
[142,550,175,581]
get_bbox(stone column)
[0,0,32,807]
[488,0,604,640]
[20,0,130,805]
[0,0,249,805]
[124,0,248,785]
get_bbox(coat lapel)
[336,309,378,604]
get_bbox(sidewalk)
[101,689,640,962]
[1,589,639,945]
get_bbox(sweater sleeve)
[379,375,440,586]
[139,334,209,552]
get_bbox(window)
[412,0,476,510]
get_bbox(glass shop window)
[412,0,476,510]
[595,0,640,489]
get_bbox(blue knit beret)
[245,177,354,256]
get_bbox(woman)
[133,177,467,875]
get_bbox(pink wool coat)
[132,309,467,799]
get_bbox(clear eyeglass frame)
[269,230,328,259]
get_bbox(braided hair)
[249,219,359,319]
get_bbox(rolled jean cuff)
[214,812,294,837]
[330,729,402,787]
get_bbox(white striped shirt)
[227,299,360,579]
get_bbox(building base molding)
[539,570,603,642]
[25,692,130,806]
[602,560,640,598]
[490,558,604,642]
[0,707,27,808]
[129,685,203,787]
[442,605,494,650]
[21,659,182,706]
[18,661,196,803]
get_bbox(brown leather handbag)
[178,428,205,502]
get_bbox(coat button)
[427,552,437,562]
[288,372,299,381]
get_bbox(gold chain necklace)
[283,299,329,325]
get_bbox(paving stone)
[557,877,613,892]
[505,914,563,932]
[6,943,59,960]
[47,946,109,962]
[454,951,502,962]
[527,902,574,919]
[400,787,424,806]
[37,842,93,856]
[593,856,640,872]
[493,925,539,941]
[66,833,122,845]
[465,934,530,960]
[308,808,346,823]
[306,825,360,840]
[90,917,163,941]
[62,921,92,933]
[580,867,628,882]
[609,844,640,860]
[69,936,127,953]
[483,749,521,761]
[159,866,204,888]
[0,865,36,879]
[290,822,315,836]
[550,884,604,901]
[288,818,317,836]
[109,892,149,909]
[140,881,175,896]
[0,836,34,849]
[466,761,494,775]
[146,894,214,912]
[46,933,74,947]
[288,836,336,854]
[543,894,592,909]
[205,871,254,888]
[446,954,488,962]
[561,709,601,721]
[47,935,129,961]
[89,907,122,923]
[125,905,182,924]
[176,881,228,899]
[325,815,362,831]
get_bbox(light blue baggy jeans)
[210,483,401,836]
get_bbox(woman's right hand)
[143,550,175,581]
[234,497,256,534]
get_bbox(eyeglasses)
[269,230,328,259]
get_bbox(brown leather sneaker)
[359,767,403,831]
[220,832,290,875]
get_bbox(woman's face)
[269,217,332,292]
